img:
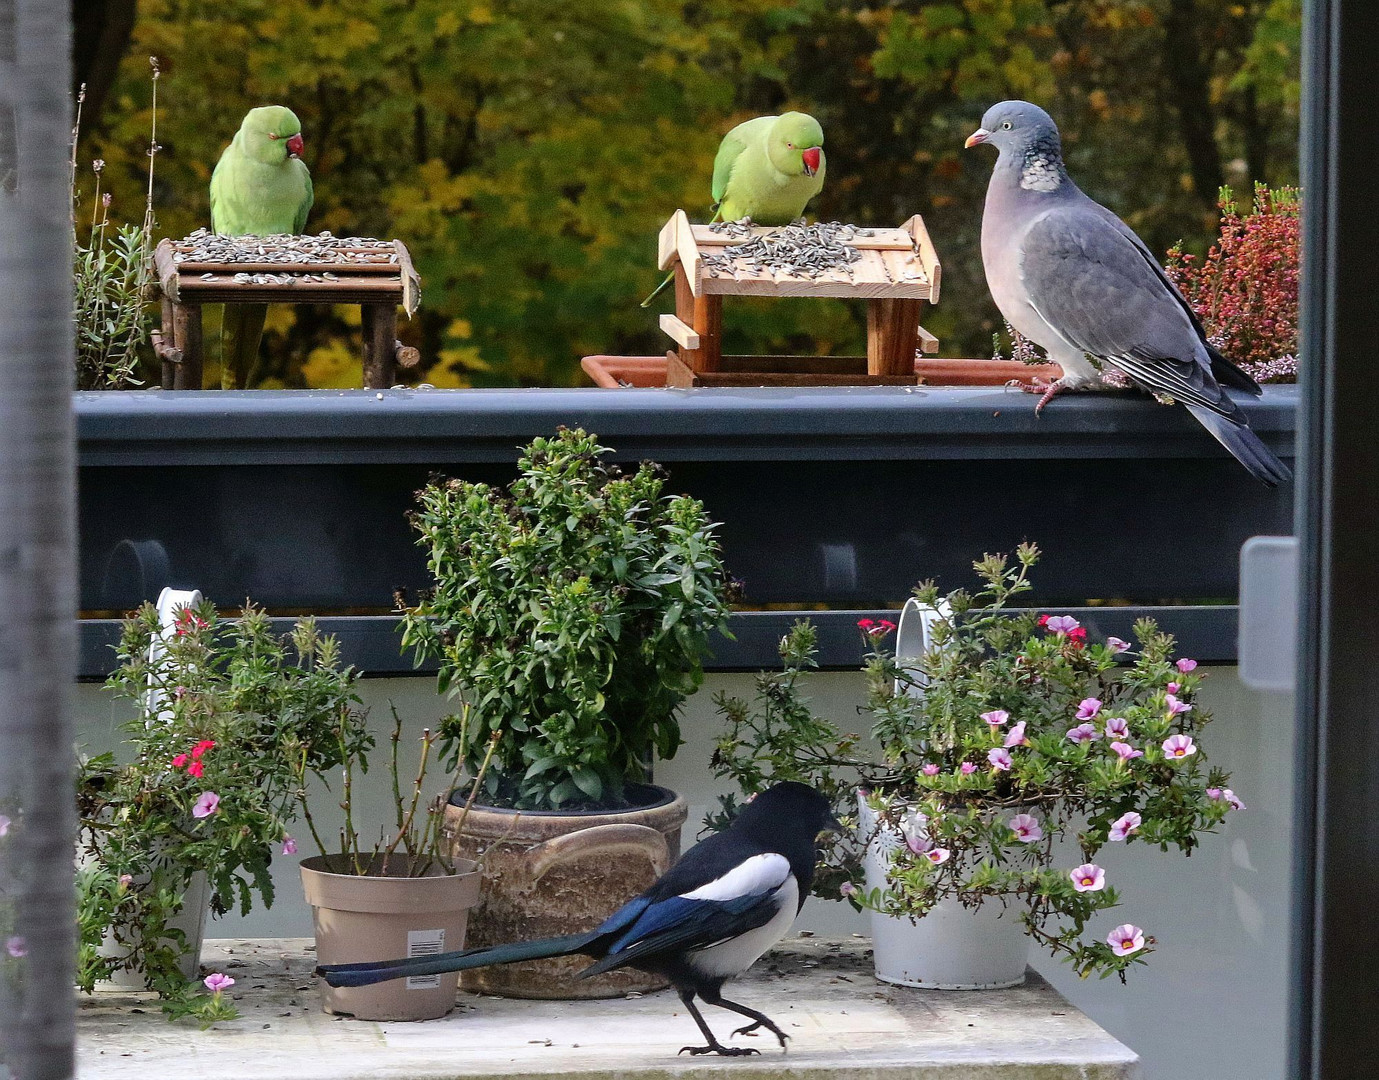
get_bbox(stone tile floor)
[78,936,1138,1079]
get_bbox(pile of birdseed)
[702,220,876,279]
[172,228,398,266]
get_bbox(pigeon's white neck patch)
[1020,154,1063,192]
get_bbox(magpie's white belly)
[684,876,799,981]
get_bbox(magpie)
[316,781,839,1056]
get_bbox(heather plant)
[1166,183,1300,384]
[714,545,1241,981]
[404,427,734,811]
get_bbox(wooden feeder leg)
[160,298,176,388]
[674,265,721,374]
[362,304,398,389]
[171,303,204,390]
[867,298,923,378]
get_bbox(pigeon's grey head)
[964,101,1061,159]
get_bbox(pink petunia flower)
[5,936,25,958]
[840,882,858,898]
[1206,787,1223,800]
[1106,637,1131,654]
[203,972,235,993]
[1107,924,1145,956]
[282,836,298,855]
[1162,734,1197,760]
[1110,741,1144,762]
[1224,789,1246,811]
[191,791,221,819]
[1166,682,1181,695]
[959,761,977,775]
[118,873,133,888]
[171,754,189,769]
[1008,813,1043,843]
[900,809,929,854]
[1045,615,1080,635]
[988,748,1012,771]
[1165,694,1193,717]
[1104,717,1130,740]
[1109,811,1142,842]
[191,740,216,760]
[1070,863,1106,892]
[1066,723,1100,745]
[981,709,1009,728]
[922,763,940,777]
[1004,721,1029,748]
[1076,698,1103,721]
[923,848,950,866]
[1036,614,1050,628]
[187,760,205,779]
[1176,658,1198,673]
[856,618,875,631]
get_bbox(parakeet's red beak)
[964,129,990,149]
[286,133,305,158]
[801,146,821,177]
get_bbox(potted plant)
[714,544,1243,988]
[401,427,734,998]
[297,707,487,1022]
[77,601,362,1024]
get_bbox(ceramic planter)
[300,854,481,1021]
[442,782,687,999]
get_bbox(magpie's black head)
[737,782,842,839]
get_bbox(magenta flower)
[1004,721,1029,748]
[1224,789,1246,811]
[1110,741,1144,763]
[1176,658,1198,673]
[0,814,9,837]
[1109,811,1142,842]
[1104,717,1130,740]
[900,809,929,853]
[1164,694,1193,717]
[1008,813,1043,843]
[1162,734,1197,760]
[282,836,298,855]
[203,972,235,993]
[1066,723,1100,745]
[840,882,858,898]
[1076,697,1102,721]
[988,748,1012,771]
[118,873,133,888]
[1107,924,1145,956]
[1166,681,1181,695]
[923,848,951,866]
[1070,863,1106,893]
[5,936,25,959]
[959,761,977,775]
[981,709,1009,728]
[1106,637,1131,654]
[1206,787,1223,800]
[191,791,221,819]
[1045,615,1081,635]
[922,763,940,777]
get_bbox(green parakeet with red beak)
[209,106,313,388]
[641,111,825,307]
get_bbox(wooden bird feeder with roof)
[654,211,942,387]
[152,230,422,390]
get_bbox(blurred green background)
[77,0,1300,388]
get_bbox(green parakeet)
[209,106,313,388]
[641,111,825,307]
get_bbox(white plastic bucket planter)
[95,870,212,990]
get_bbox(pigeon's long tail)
[1186,404,1292,487]
[315,931,601,988]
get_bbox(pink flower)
[1045,615,1080,635]
[1066,723,1100,744]
[1036,614,1050,628]
[118,873,134,888]
[874,620,897,636]
[1109,811,1142,842]
[203,972,235,993]
[1224,789,1246,811]
[988,748,1012,771]
[1166,682,1181,695]
[0,815,9,837]
[981,709,1009,728]
[1110,741,1144,762]
[1107,924,1145,956]
[1165,694,1193,717]
[1070,863,1106,893]
[923,848,950,866]
[187,760,205,779]
[5,936,25,958]
[1008,814,1043,843]
[840,882,858,898]
[1176,658,1198,673]
[1003,721,1029,748]
[900,809,930,854]
[1162,734,1196,760]
[282,836,298,855]
[171,754,189,769]
[959,761,977,775]
[191,740,216,760]
[922,763,940,777]
[1104,717,1130,740]
[1076,698,1102,721]
[1106,637,1131,654]
[856,618,875,631]
[191,791,221,819]
[174,685,188,699]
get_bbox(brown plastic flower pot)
[580,354,1062,388]
[442,783,687,1000]
[300,854,481,1022]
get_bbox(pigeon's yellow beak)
[964,129,990,149]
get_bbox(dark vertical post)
[362,304,398,390]
[171,303,202,390]
[0,1,77,1077]
[1292,1,1379,1077]
[159,298,175,388]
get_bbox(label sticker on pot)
[406,928,445,990]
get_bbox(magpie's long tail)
[1186,404,1292,488]
[315,931,602,988]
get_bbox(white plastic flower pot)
[893,595,951,698]
[94,870,212,990]
[857,795,1029,990]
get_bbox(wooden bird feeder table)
[152,231,422,390]
[655,210,942,387]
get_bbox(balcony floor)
[78,936,1138,1079]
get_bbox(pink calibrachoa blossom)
[1076,697,1102,721]
[171,754,189,769]
[1177,658,1198,673]
[187,760,205,779]
[1104,717,1130,740]
[191,791,221,819]
[981,709,1009,728]
[923,848,950,866]
[922,763,940,777]
[959,761,977,775]
[1162,734,1197,760]
[282,836,298,855]
[1110,741,1144,763]
[988,748,1012,771]
[1224,789,1246,810]
[5,936,25,958]
[1166,682,1180,695]
[1206,787,1223,800]
[1107,924,1145,956]
[203,972,235,993]
[1066,723,1100,745]
[1070,863,1106,893]
[1045,615,1080,635]
[1164,694,1193,717]
[840,882,858,898]
[118,873,133,888]
[1004,721,1029,748]
[1106,637,1131,654]
[0,814,9,837]
[1008,814,1043,843]
[900,809,929,853]
[1109,811,1142,841]
[191,739,216,760]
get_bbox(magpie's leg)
[700,987,790,1051]
[677,989,760,1057]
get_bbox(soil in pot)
[442,782,687,1000]
[300,853,481,1022]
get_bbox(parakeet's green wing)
[711,116,772,207]
[291,159,314,234]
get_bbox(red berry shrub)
[1166,184,1300,384]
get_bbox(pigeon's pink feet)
[1022,377,1065,416]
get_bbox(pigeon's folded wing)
[1019,206,1239,420]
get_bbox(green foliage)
[404,428,733,811]
[78,600,368,1021]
